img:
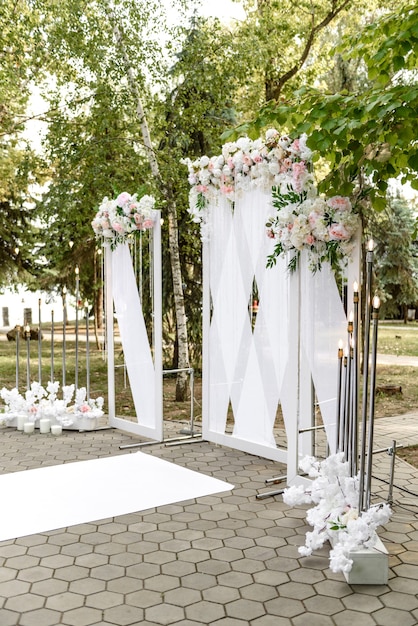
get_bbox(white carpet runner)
[0,452,233,541]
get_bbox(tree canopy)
[1,0,417,358]
[227,2,418,212]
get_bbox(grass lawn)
[378,320,418,357]
[0,320,417,424]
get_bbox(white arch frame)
[105,212,163,440]
[202,190,360,483]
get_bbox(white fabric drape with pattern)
[203,189,352,473]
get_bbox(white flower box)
[75,416,99,431]
[330,535,388,585]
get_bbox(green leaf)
[408,153,418,172]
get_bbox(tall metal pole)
[62,287,67,387]
[15,325,20,390]
[50,310,54,383]
[336,340,344,451]
[85,301,90,399]
[365,295,380,509]
[25,325,31,390]
[38,298,42,384]
[75,266,80,389]
[359,240,374,511]
[347,311,354,470]
[352,282,360,475]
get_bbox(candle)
[39,418,51,434]
[51,424,62,436]
[347,310,354,335]
[17,413,26,431]
[24,422,35,434]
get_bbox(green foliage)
[367,194,418,318]
[233,3,418,211]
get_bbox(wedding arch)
[93,192,163,440]
[184,130,360,484]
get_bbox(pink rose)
[116,192,131,206]
[142,219,154,229]
[112,222,124,233]
[305,234,315,245]
[329,224,350,240]
[308,211,319,227]
[266,228,276,239]
[280,158,293,173]
[292,161,307,177]
[327,196,352,212]
[196,185,208,193]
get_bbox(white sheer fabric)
[204,189,290,461]
[300,251,347,453]
[111,243,156,428]
[203,189,355,468]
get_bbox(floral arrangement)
[283,453,391,574]
[182,129,359,272]
[92,191,156,250]
[266,189,359,273]
[0,381,104,429]
[182,129,313,224]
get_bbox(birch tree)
[109,12,190,399]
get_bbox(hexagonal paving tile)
[145,603,185,625]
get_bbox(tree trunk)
[109,11,190,400]
[166,195,189,400]
[259,0,352,102]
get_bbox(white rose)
[200,155,210,167]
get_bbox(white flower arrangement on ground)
[182,129,359,272]
[0,382,104,429]
[283,453,392,574]
[92,191,156,250]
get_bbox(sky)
[199,0,245,20]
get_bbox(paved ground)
[1,414,418,626]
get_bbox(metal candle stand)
[11,282,92,412]
[336,241,395,510]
